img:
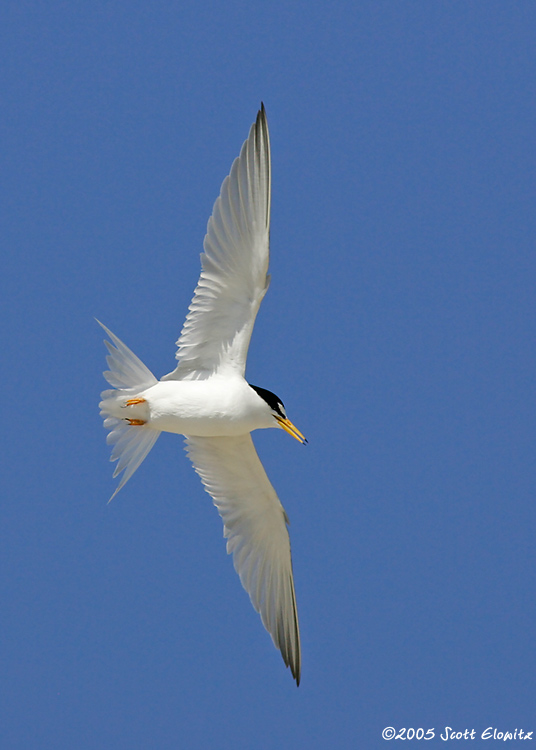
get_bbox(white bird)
[99,105,305,684]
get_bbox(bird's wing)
[185,434,301,684]
[162,105,271,381]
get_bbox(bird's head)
[249,385,307,444]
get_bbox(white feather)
[162,105,271,380]
[97,321,161,500]
[185,434,300,683]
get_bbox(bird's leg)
[122,397,147,425]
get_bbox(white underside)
[100,376,276,437]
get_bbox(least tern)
[99,105,305,684]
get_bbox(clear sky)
[2,2,535,748]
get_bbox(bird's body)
[101,377,277,437]
[99,105,305,684]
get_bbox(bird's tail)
[97,320,161,501]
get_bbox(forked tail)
[97,321,161,500]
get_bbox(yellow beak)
[275,416,307,444]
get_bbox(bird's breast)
[140,378,268,437]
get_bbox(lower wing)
[185,433,300,684]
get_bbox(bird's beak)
[275,416,307,445]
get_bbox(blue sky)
[2,2,535,747]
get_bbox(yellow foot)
[125,397,146,406]
[126,418,146,426]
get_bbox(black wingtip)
[290,651,301,686]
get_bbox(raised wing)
[185,434,301,684]
[162,105,271,381]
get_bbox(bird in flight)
[99,105,305,685]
